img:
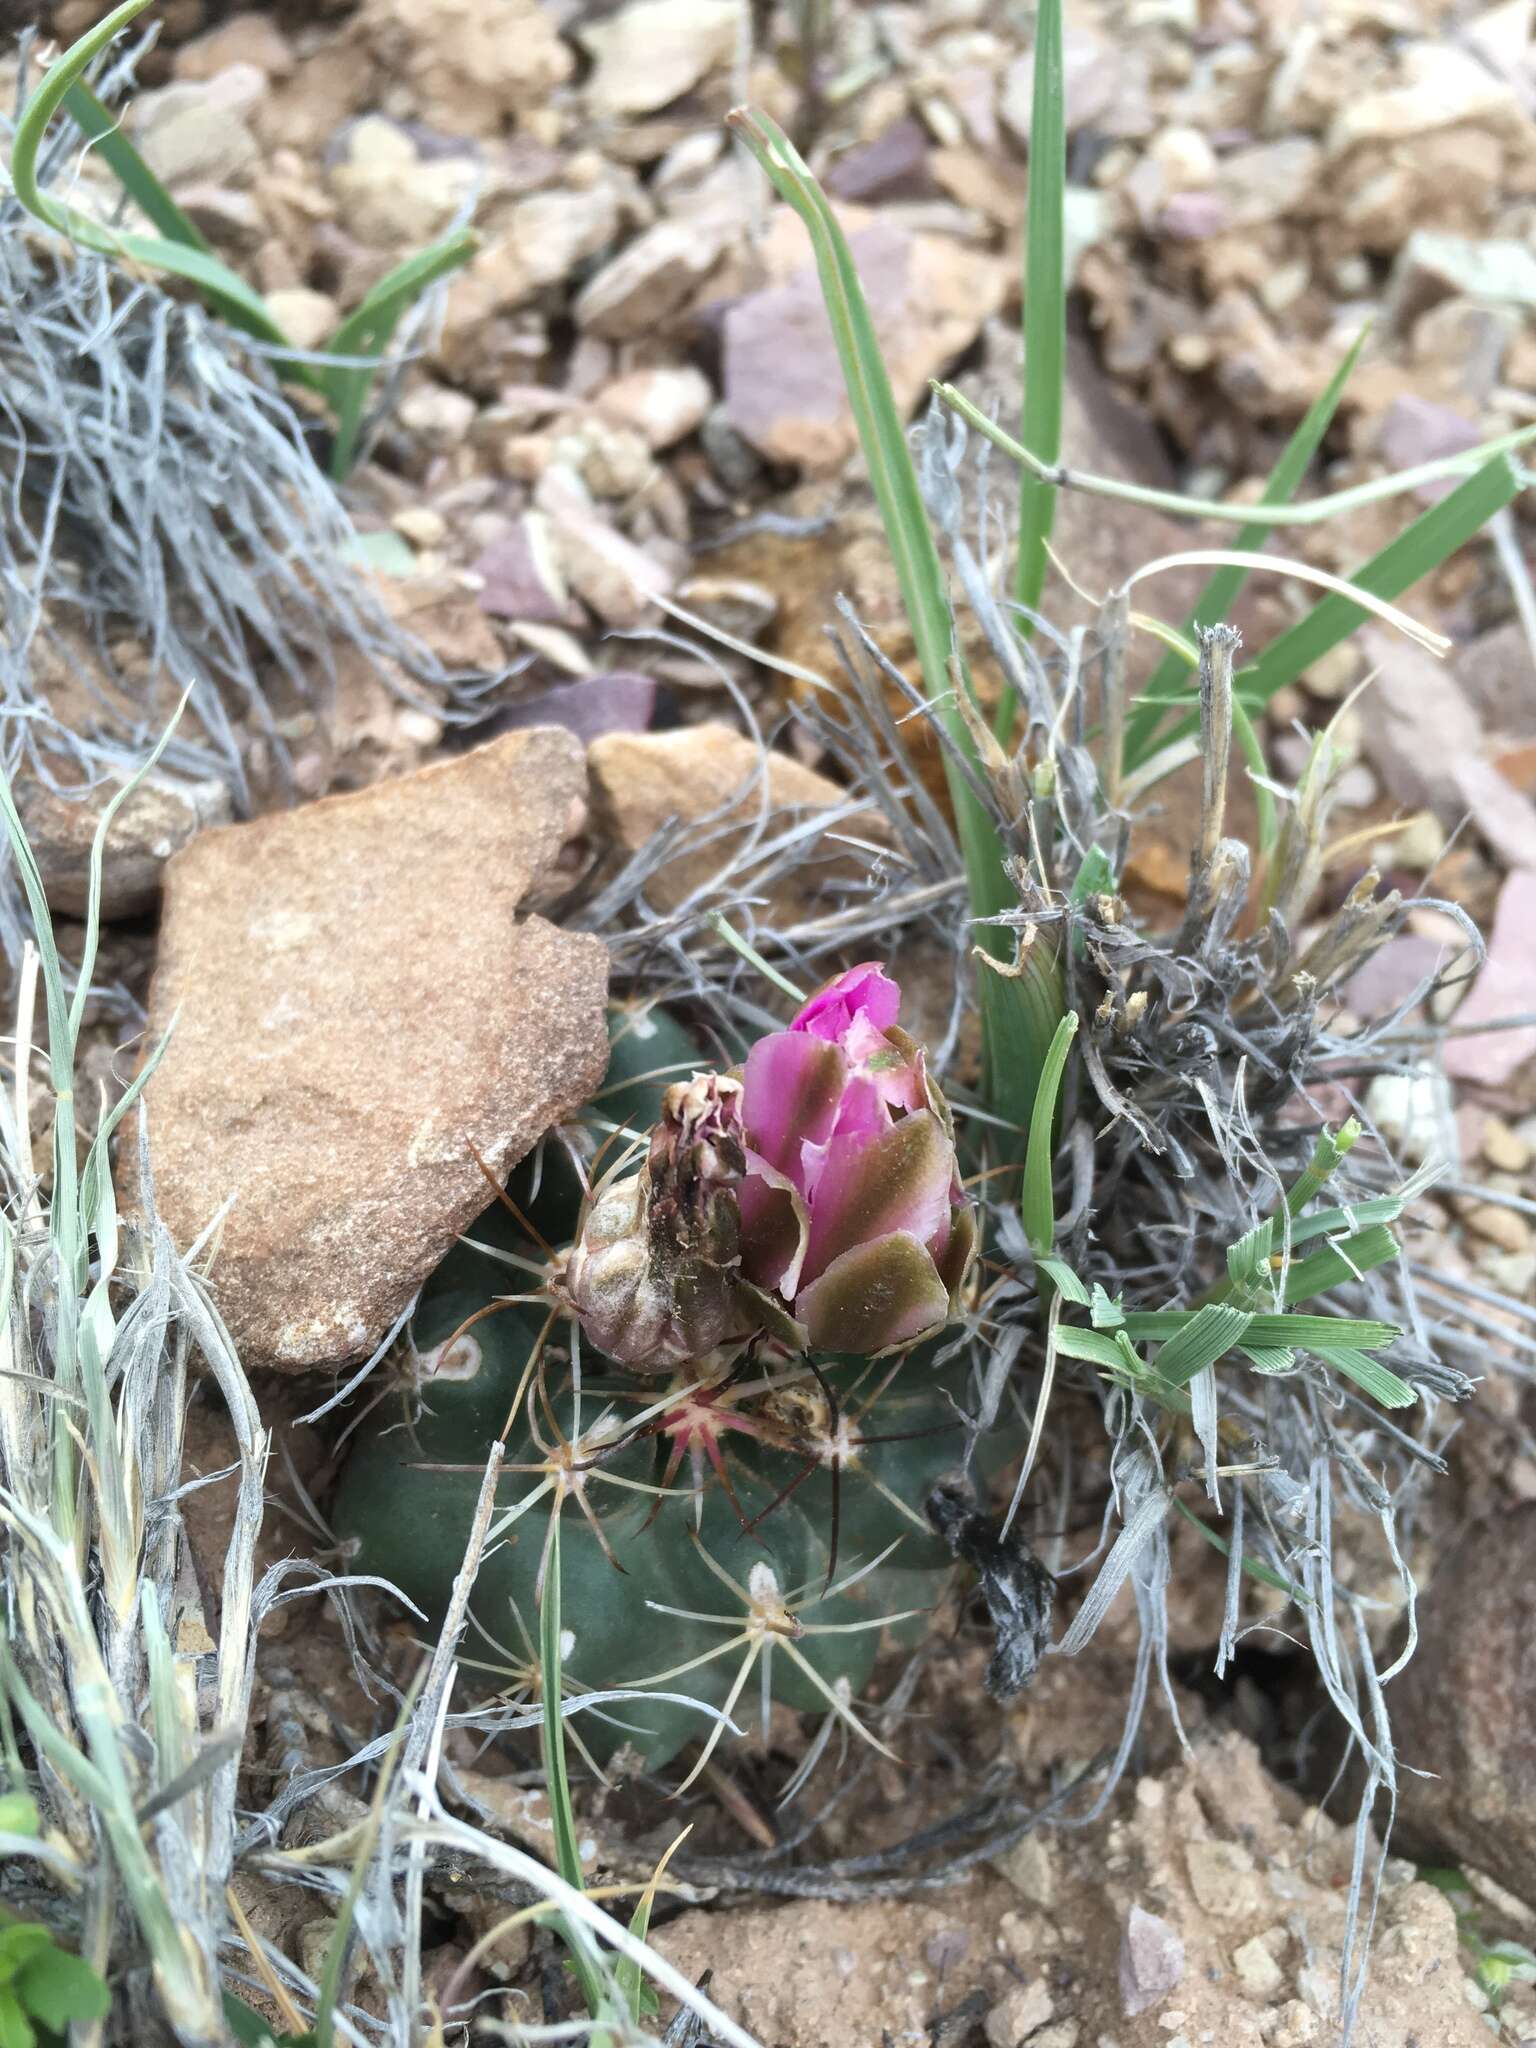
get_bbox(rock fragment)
[721,209,1007,471]
[586,723,871,918]
[18,766,232,921]
[140,730,609,1373]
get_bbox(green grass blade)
[10,0,310,375]
[1123,330,1367,768]
[1230,691,1277,856]
[1035,1253,1089,1304]
[1316,1345,1417,1409]
[1055,1324,1191,1413]
[1055,1324,1133,1368]
[10,0,155,226]
[1238,1343,1297,1373]
[68,688,190,1040]
[1158,454,1526,750]
[1119,1309,1399,1349]
[1226,1220,1275,1296]
[1169,1496,1310,1603]
[1022,1011,1078,1251]
[60,77,212,254]
[319,228,479,478]
[1283,1119,1361,1214]
[1010,0,1065,653]
[539,1520,611,2023]
[1247,1312,1400,1349]
[728,108,1060,1131]
[1281,1224,1401,1303]
[1285,1194,1406,1248]
[1152,1303,1255,1388]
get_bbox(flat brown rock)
[141,729,609,1373]
[721,207,1009,473]
[587,723,876,919]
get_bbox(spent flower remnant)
[563,964,975,1368]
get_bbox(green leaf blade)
[15,1947,111,2032]
[320,228,479,476]
[1022,1011,1079,1253]
[1281,1225,1401,1304]
[1148,456,1524,757]
[1317,1345,1417,1409]
[61,79,212,255]
[1013,0,1065,626]
[1150,1302,1255,1388]
[1124,329,1367,768]
[728,108,1060,1128]
[1240,453,1523,709]
[539,1520,611,2024]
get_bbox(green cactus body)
[334,1006,1014,1774]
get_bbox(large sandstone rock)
[1393,1503,1536,1902]
[140,729,608,1373]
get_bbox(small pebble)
[1482,1115,1532,1175]
[392,507,448,548]
[1467,1202,1532,1256]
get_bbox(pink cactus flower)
[735,964,975,1355]
[563,965,974,1367]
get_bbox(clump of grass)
[0,725,269,2043]
[0,18,504,904]
[12,0,476,481]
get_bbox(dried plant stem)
[934,382,1535,529]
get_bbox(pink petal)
[841,1018,926,1119]
[791,962,901,1042]
[738,1150,811,1296]
[824,1072,889,1147]
[799,1111,956,1289]
[741,1031,847,1183]
[796,1231,950,1354]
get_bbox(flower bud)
[736,963,975,1355]
[561,1072,750,1371]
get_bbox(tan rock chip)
[587,723,876,918]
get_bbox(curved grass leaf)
[540,1520,613,2024]
[1169,1496,1310,1604]
[1011,0,1065,640]
[1022,1010,1078,1252]
[1316,1345,1417,1409]
[1123,330,1367,768]
[17,0,475,469]
[1152,1303,1255,1389]
[11,0,307,374]
[319,229,479,478]
[728,107,1061,1131]
[1280,1224,1400,1303]
[61,78,212,253]
[1154,454,1526,751]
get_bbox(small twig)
[934,381,1536,530]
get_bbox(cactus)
[333,977,1010,1778]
